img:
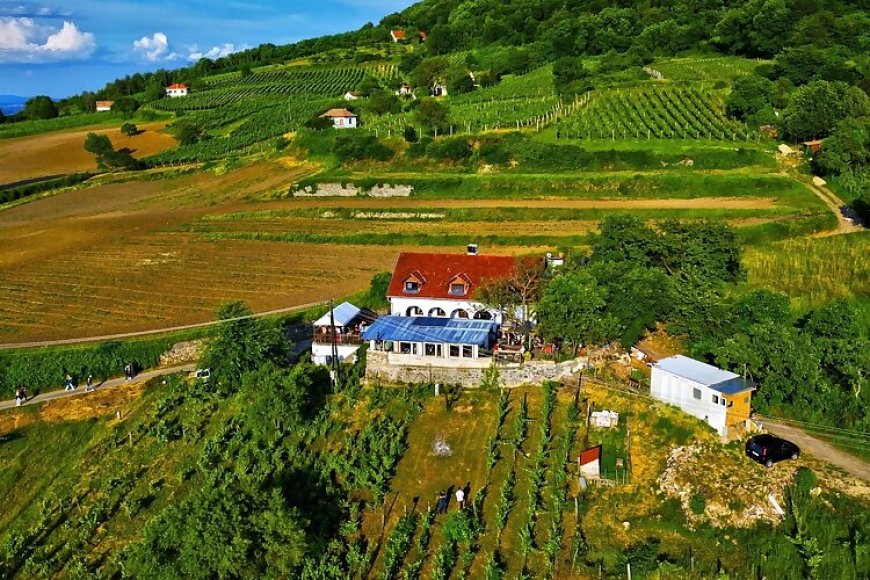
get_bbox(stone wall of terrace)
[364,350,589,388]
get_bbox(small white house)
[311,302,377,365]
[651,355,755,438]
[166,83,189,98]
[390,29,406,43]
[344,92,361,101]
[431,82,448,97]
[95,100,114,112]
[320,108,358,129]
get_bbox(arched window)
[473,310,493,320]
[451,309,469,319]
[429,307,446,317]
[406,306,423,317]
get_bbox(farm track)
[805,182,865,237]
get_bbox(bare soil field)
[0,159,819,343]
[0,161,537,343]
[0,122,175,186]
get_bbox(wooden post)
[574,495,579,519]
[627,562,632,580]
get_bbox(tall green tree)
[23,96,58,120]
[536,270,617,352]
[201,301,288,395]
[780,81,870,141]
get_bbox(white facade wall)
[650,367,728,436]
[389,296,502,323]
[332,116,358,129]
[311,342,360,365]
[166,88,188,97]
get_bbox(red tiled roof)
[391,29,406,39]
[95,101,114,108]
[387,252,516,300]
[578,445,602,466]
[320,108,357,118]
[166,83,188,90]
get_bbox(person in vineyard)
[15,386,27,406]
[86,374,94,392]
[436,490,448,514]
[64,374,75,391]
[455,486,465,510]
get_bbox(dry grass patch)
[0,122,175,185]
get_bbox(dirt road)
[762,418,870,482]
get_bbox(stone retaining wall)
[364,350,588,387]
[159,340,203,366]
[293,183,413,198]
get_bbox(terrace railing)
[313,331,363,345]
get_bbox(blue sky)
[0,0,416,98]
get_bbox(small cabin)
[96,101,114,112]
[651,355,755,438]
[319,108,358,129]
[344,92,361,101]
[166,83,189,98]
[431,82,448,98]
[390,30,406,43]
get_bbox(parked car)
[192,368,211,382]
[745,434,800,467]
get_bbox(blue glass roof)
[361,316,498,347]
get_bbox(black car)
[746,434,800,467]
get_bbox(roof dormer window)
[403,271,426,294]
[447,273,471,297]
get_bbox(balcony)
[313,331,363,346]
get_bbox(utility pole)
[328,299,339,388]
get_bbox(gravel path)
[761,418,870,482]
[0,364,195,411]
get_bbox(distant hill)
[0,95,27,115]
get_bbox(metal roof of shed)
[654,355,754,394]
[313,302,376,327]
[361,316,497,346]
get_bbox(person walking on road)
[86,374,94,392]
[455,486,465,510]
[15,386,26,406]
[64,374,75,391]
[124,363,133,381]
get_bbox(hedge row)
[0,173,93,205]
[0,337,176,396]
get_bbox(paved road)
[0,301,324,350]
[762,418,870,482]
[0,364,195,411]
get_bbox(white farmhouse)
[651,355,755,438]
[311,302,377,365]
[386,246,515,323]
[95,100,114,112]
[165,83,189,97]
[320,108,358,129]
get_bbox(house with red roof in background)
[166,83,189,97]
[386,245,516,323]
[390,29,406,42]
[320,108,358,129]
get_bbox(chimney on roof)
[466,243,479,256]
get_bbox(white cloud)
[0,17,94,62]
[133,32,179,62]
[187,42,245,61]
